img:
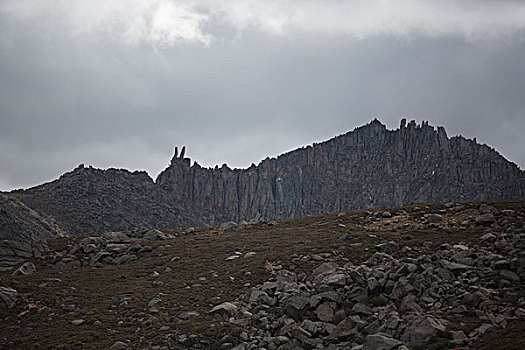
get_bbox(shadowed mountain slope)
[0,193,67,242]
[10,166,199,238]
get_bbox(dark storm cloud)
[0,1,524,190]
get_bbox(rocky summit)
[2,119,524,242]
[0,199,524,349]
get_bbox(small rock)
[225,255,240,261]
[339,233,354,241]
[481,233,496,241]
[375,241,400,254]
[12,262,36,276]
[148,298,163,308]
[426,214,443,223]
[219,222,238,230]
[0,286,18,309]
[401,315,446,345]
[178,311,199,320]
[515,308,525,317]
[363,333,404,350]
[450,330,468,345]
[143,229,171,240]
[70,319,85,326]
[475,213,495,225]
[209,302,238,316]
[110,341,128,349]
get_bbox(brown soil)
[0,199,524,349]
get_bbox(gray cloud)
[2,0,525,47]
[0,1,524,190]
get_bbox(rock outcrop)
[157,119,525,225]
[2,119,524,241]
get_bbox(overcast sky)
[1,0,524,191]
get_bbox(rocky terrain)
[0,193,67,242]
[9,166,200,237]
[2,119,524,241]
[1,199,524,349]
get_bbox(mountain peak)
[3,119,524,241]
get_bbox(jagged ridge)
[2,119,524,240]
[156,119,525,224]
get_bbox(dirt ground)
[0,199,524,349]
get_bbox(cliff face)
[2,119,524,241]
[156,119,525,224]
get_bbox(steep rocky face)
[0,193,67,242]
[156,119,525,224]
[11,165,199,238]
[2,119,524,241]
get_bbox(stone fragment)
[321,273,346,286]
[178,311,200,320]
[0,286,18,308]
[219,222,238,230]
[475,214,495,225]
[225,255,240,261]
[113,254,137,265]
[499,270,520,282]
[148,298,163,308]
[363,333,404,350]
[110,341,128,349]
[401,315,446,345]
[450,330,468,345]
[481,233,496,241]
[209,302,238,316]
[376,241,400,254]
[426,214,443,223]
[286,295,310,321]
[339,233,354,241]
[143,229,171,240]
[316,301,336,322]
[12,261,36,275]
[101,231,131,243]
[352,303,373,316]
[54,258,82,270]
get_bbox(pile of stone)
[209,231,525,349]
[50,229,174,270]
[0,240,49,272]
